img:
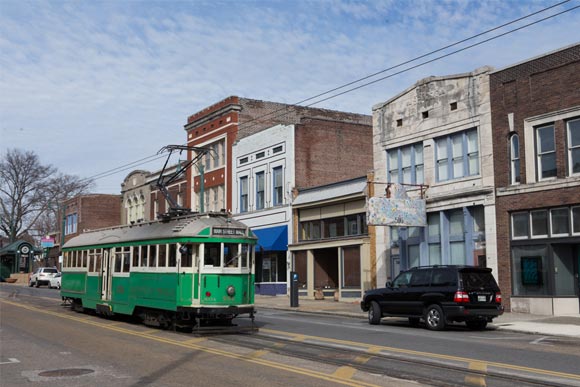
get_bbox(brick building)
[231,115,373,296]
[184,96,372,295]
[490,44,580,315]
[60,194,122,245]
[183,96,371,214]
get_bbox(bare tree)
[0,149,94,242]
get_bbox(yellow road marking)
[249,349,269,359]
[333,366,357,379]
[1,299,380,387]
[465,362,487,387]
[273,342,286,348]
[182,337,207,345]
[354,354,371,364]
[140,329,160,335]
[260,328,580,381]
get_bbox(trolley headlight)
[226,285,235,297]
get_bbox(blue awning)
[253,225,288,251]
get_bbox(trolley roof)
[63,213,256,249]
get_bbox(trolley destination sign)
[212,227,246,236]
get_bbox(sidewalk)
[255,295,580,338]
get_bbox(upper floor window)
[567,118,580,176]
[510,134,520,184]
[387,143,423,184]
[536,125,556,180]
[239,176,248,213]
[202,139,225,171]
[435,129,479,182]
[255,172,265,210]
[65,213,78,235]
[272,166,283,206]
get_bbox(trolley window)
[180,244,193,268]
[149,245,157,267]
[140,245,149,267]
[224,243,239,268]
[122,247,130,272]
[204,243,220,267]
[82,250,88,268]
[168,244,177,267]
[132,246,139,267]
[241,244,250,268]
[158,244,167,267]
[114,247,122,273]
[95,251,102,273]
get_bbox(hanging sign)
[367,184,426,227]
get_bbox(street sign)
[41,236,55,248]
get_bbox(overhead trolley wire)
[81,0,577,185]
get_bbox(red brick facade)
[490,44,580,311]
[295,117,373,188]
[62,194,122,244]
[184,97,372,211]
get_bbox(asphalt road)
[2,285,580,387]
[0,286,423,387]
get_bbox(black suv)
[360,266,503,331]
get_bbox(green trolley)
[61,212,257,330]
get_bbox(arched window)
[510,134,520,184]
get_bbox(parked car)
[360,265,503,331]
[29,267,59,288]
[49,272,61,289]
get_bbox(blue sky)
[1,0,578,193]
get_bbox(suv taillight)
[495,293,502,304]
[454,291,470,303]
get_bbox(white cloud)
[1,0,578,193]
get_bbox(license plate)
[477,295,487,302]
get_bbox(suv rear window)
[44,268,58,273]
[461,271,497,289]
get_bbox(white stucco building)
[372,66,498,286]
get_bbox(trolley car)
[60,212,257,330]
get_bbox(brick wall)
[294,117,373,189]
[490,44,580,310]
[64,194,121,244]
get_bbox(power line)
[82,1,577,186]
[236,0,574,130]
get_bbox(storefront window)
[324,217,345,238]
[574,206,580,235]
[511,245,549,296]
[531,210,548,238]
[512,212,529,239]
[550,208,570,236]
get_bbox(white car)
[49,273,61,289]
[29,267,59,288]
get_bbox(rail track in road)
[210,329,580,387]
[3,286,580,387]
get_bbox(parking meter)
[290,271,299,307]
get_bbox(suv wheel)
[425,305,445,331]
[466,320,488,330]
[368,301,381,325]
[29,280,34,287]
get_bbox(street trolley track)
[210,332,580,387]
[3,290,580,387]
